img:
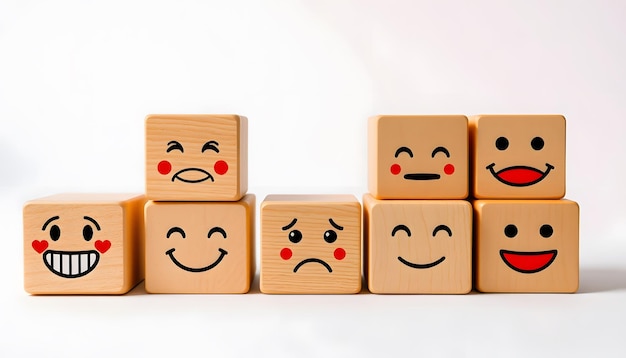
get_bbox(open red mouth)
[499,249,557,274]
[487,163,554,187]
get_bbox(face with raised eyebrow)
[31,215,111,278]
[156,139,229,184]
[279,217,347,273]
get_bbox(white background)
[2,1,626,356]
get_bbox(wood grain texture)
[474,199,579,293]
[364,194,472,294]
[23,193,145,294]
[469,114,566,199]
[145,114,247,201]
[260,195,361,294]
[368,115,468,199]
[144,195,255,294]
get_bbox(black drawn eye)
[496,137,509,150]
[392,224,411,237]
[208,227,227,239]
[167,141,184,153]
[166,227,186,239]
[432,225,452,237]
[50,225,60,241]
[324,230,337,243]
[394,147,413,158]
[531,137,544,150]
[504,224,518,238]
[83,225,93,241]
[202,141,220,153]
[289,230,302,243]
[540,224,553,238]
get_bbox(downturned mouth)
[172,168,215,183]
[397,256,446,269]
[487,163,554,187]
[43,250,100,278]
[293,258,333,273]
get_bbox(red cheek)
[280,248,292,260]
[390,164,401,175]
[158,160,172,175]
[214,160,228,175]
[444,164,455,175]
[334,248,346,260]
[32,240,48,254]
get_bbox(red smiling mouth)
[487,163,554,187]
[500,249,557,274]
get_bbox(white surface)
[2,1,626,356]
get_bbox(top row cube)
[369,114,565,199]
[145,114,565,201]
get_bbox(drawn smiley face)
[33,215,111,279]
[157,140,228,184]
[474,200,579,293]
[470,114,566,199]
[369,115,468,199]
[144,197,254,294]
[364,195,472,294]
[279,218,347,273]
[146,114,247,201]
[260,195,361,294]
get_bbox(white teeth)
[43,251,100,278]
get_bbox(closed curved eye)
[207,226,227,239]
[392,224,411,237]
[394,147,413,158]
[166,227,186,238]
[432,225,452,237]
[431,146,450,158]
[167,141,184,153]
[202,141,220,153]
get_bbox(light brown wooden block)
[474,199,579,293]
[363,194,472,294]
[469,114,566,199]
[144,194,255,294]
[23,193,145,295]
[260,195,361,294]
[145,114,248,201]
[368,115,468,199]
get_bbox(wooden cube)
[146,114,248,201]
[474,199,579,293]
[469,114,566,199]
[363,194,472,294]
[368,115,468,199]
[144,194,255,294]
[23,193,145,294]
[260,195,361,294]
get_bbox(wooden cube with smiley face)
[260,195,361,294]
[145,114,248,201]
[469,114,566,199]
[144,194,255,294]
[23,193,146,294]
[363,194,472,294]
[474,199,579,293]
[368,115,468,199]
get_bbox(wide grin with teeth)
[43,250,100,279]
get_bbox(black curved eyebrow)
[167,140,184,153]
[394,147,414,158]
[201,140,220,153]
[166,227,186,238]
[431,146,450,158]
[42,216,60,231]
[391,224,411,237]
[208,226,227,239]
[432,225,452,237]
[84,216,101,231]
[329,218,343,230]
[282,218,297,231]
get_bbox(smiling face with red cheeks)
[474,199,579,293]
[368,115,468,199]
[145,114,248,201]
[260,195,361,294]
[470,114,566,199]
